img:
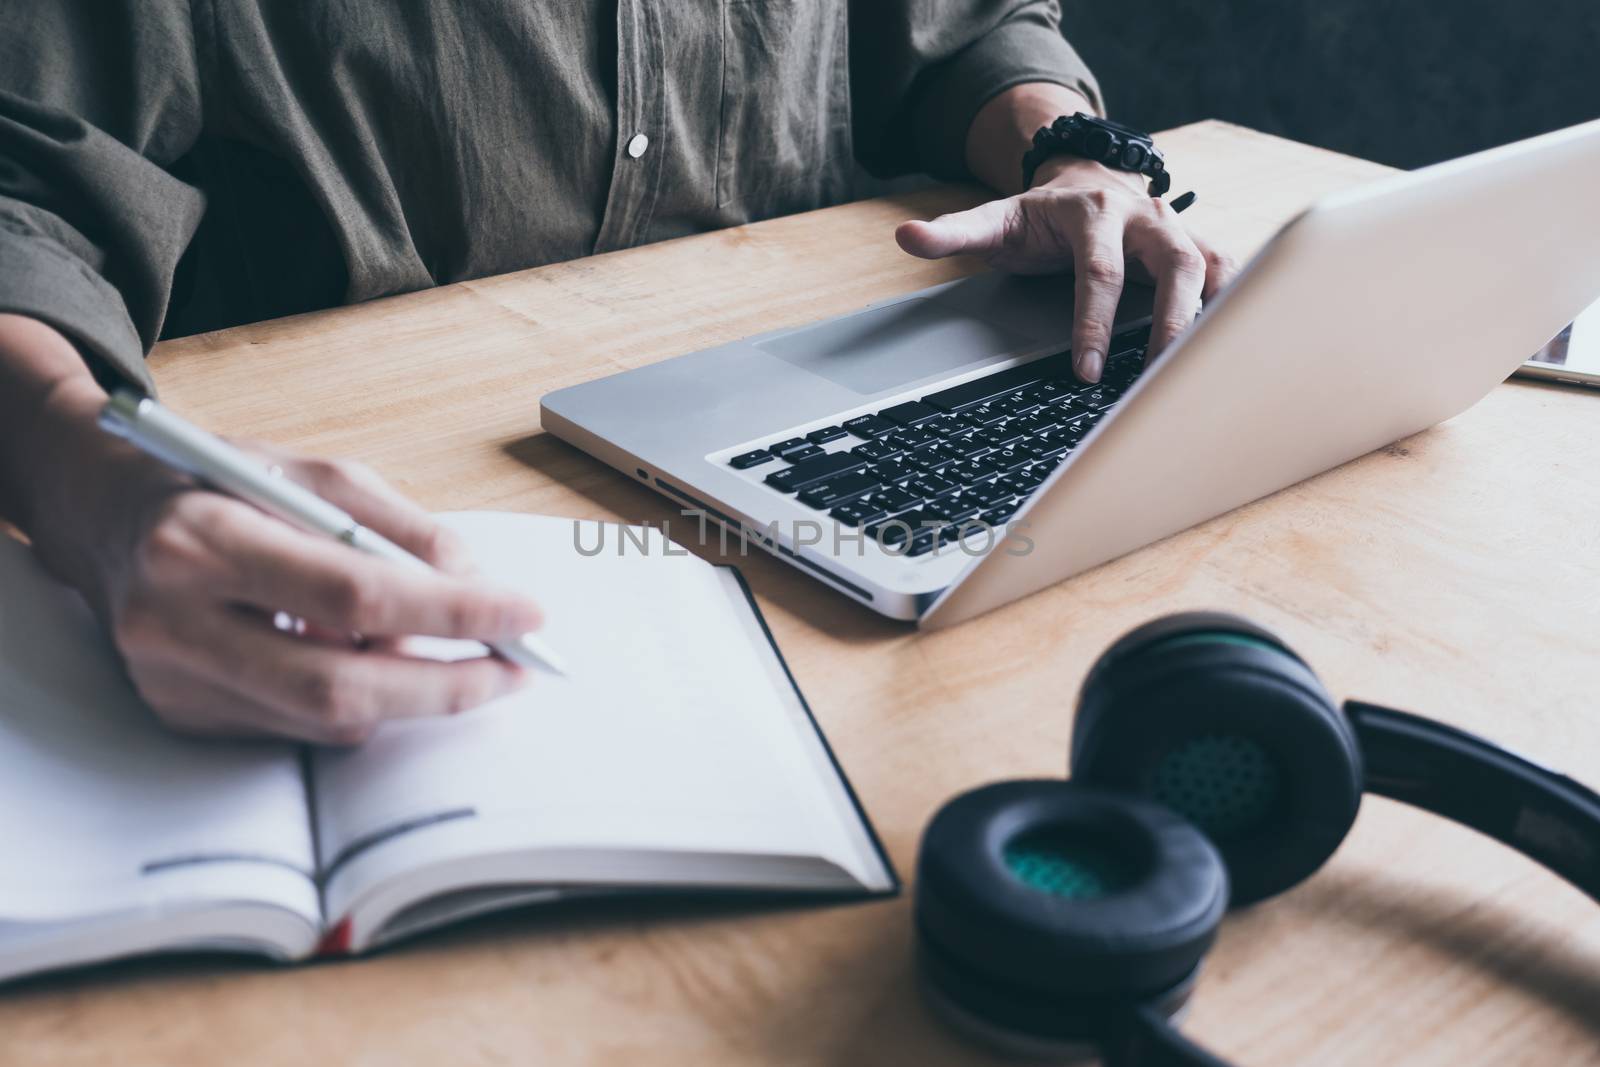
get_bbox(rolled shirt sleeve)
[0,2,206,392]
[850,0,1103,182]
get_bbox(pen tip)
[514,633,568,677]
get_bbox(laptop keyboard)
[726,325,1151,557]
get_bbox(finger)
[171,608,531,741]
[132,660,365,745]
[191,498,543,639]
[238,444,474,574]
[895,200,1015,260]
[1197,241,1240,303]
[287,457,473,574]
[1127,207,1207,358]
[1067,220,1128,383]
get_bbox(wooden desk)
[7,121,1599,1065]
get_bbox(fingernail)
[1075,348,1104,383]
[512,600,544,634]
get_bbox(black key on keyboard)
[1053,410,1096,433]
[920,413,966,437]
[1019,380,1074,404]
[770,437,812,459]
[1024,436,1071,460]
[1033,422,1084,450]
[869,510,941,552]
[871,459,916,484]
[798,471,881,509]
[1010,410,1062,437]
[879,400,944,427]
[970,423,1024,449]
[1110,326,1151,354]
[967,482,1014,509]
[998,470,1049,499]
[988,394,1040,419]
[938,520,981,546]
[1040,390,1084,411]
[921,357,1065,412]
[942,433,992,460]
[830,499,889,528]
[865,512,914,541]
[908,442,966,471]
[873,485,922,512]
[991,475,1033,500]
[1076,388,1117,411]
[777,443,823,463]
[730,449,774,470]
[912,515,969,555]
[853,439,901,462]
[1010,465,1049,490]
[1105,362,1143,386]
[886,427,939,451]
[806,425,848,444]
[987,446,1033,473]
[908,472,958,498]
[925,493,980,525]
[962,402,1010,425]
[942,458,1000,486]
[764,450,865,492]
[981,503,1020,525]
[843,414,897,439]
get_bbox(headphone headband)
[1347,700,1600,900]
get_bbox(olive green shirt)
[0,2,1099,390]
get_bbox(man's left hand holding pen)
[0,313,546,745]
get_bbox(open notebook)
[0,512,895,983]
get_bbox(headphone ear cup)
[1071,612,1295,767]
[1072,613,1364,905]
[914,780,1228,1055]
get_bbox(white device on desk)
[1516,295,1600,389]
[542,118,1600,627]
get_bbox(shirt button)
[626,133,650,159]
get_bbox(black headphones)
[914,611,1600,1065]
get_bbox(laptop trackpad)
[756,298,1037,395]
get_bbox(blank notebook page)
[314,513,875,917]
[0,536,317,924]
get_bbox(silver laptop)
[542,119,1600,628]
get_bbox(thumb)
[895,200,1012,260]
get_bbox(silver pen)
[99,389,567,677]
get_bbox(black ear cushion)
[1071,613,1363,905]
[1074,612,1307,738]
[915,779,1228,1044]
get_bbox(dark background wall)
[1059,0,1600,168]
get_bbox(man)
[0,2,1233,743]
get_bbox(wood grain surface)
[4,122,1597,1066]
